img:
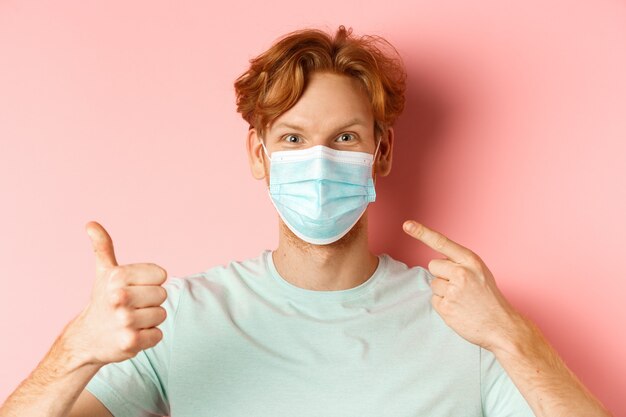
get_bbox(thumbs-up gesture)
[402,220,525,352]
[67,221,168,366]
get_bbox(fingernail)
[404,222,415,233]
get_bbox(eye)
[336,133,355,142]
[282,134,301,144]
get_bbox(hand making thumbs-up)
[65,221,169,366]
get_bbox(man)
[0,25,613,417]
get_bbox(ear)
[375,126,394,177]
[246,128,268,180]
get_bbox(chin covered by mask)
[260,139,380,245]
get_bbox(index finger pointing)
[403,220,473,264]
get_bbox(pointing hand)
[403,220,523,351]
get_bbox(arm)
[402,220,613,417]
[0,313,112,417]
[1,221,168,417]
[491,313,612,417]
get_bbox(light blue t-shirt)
[85,250,535,417]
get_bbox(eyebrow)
[273,118,368,132]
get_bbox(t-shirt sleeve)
[85,277,186,417]
[480,347,536,417]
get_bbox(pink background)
[1,0,625,414]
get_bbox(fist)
[67,221,169,366]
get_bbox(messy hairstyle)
[233,25,407,139]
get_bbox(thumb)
[85,221,118,268]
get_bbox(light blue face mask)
[260,138,381,245]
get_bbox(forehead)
[269,72,374,132]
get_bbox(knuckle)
[466,253,482,269]
[111,288,128,306]
[455,266,470,281]
[108,267,126,285]
[434,234,448,250]
[119,330,138,352]
[117,309,133,327]
[446,285,458,298]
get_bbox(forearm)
[0,316,103,417]
[493,314,613,417]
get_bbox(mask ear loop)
[259,137,273,190]
[260,137,271,160]
[373,136,382,162]
[372,136,383,183]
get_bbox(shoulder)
[371,254,437,315]
[379,253,436,292]
[163,251,268,301]
[378,254,481,357]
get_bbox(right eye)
[283,134,302,144]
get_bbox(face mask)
[260,138,381,245]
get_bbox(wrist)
[55,310,106,371]
[489,310,538,360]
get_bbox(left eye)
[336,133,355,142]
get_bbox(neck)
[271,211,379,291]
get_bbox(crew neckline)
[263,250,388,303]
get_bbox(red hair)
[233,25,407,138]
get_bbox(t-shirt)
[85,250,535,417]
